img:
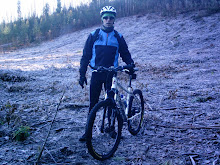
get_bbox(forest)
[0,0,220,49]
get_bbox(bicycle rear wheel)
[86,100,123,160]
[128,89,144,135]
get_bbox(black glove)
[79,76,87,89]
[124,63,135,72]
[129,63,135,68]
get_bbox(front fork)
[103,76,133,123]
[125,86,132,115]
[101,76,118,131]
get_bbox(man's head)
[100,6,116,28]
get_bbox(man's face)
[102,16,115,27]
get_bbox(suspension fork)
[125,75,133,115]
[101,106,107,133]
[101,74,117,132]
[101,99,117,133]
[110,74,127,122]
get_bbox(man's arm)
[79,34,93,77]
[118,36,134,65]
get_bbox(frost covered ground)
[0,10,220,164]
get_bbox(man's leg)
[89,72,104,111]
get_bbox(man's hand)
[79,76,87,89]
[129,63,135,68]
[124,63,135,70]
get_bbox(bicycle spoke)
[128,89,144,135]
[91,107,118,154]
[87,100,122,160]
[128,111,142,120]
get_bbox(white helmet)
[100,6,116,17]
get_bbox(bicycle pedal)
[104,126,114,133]
[109,131,117,139]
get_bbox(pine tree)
[56,0,62,13]
[17,0,22,21]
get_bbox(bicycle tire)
[86,99,123,160]
[128,89,144,135]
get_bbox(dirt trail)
[0,10,220,164]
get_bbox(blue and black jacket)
[79,28,134,76]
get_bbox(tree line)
[0,0,219,49]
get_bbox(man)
[79,6,134,141]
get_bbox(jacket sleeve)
[118,36,134,65]
[79,33,93,77]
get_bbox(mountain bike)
[86,65,144,160]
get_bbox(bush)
[13,126,30,141]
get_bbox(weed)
[195,96,214,103]
[161,160,173,165]
[0,119,4,125]
[168,89,178,99]
[7,85,25,92]
[13,126,30,141]
[76,50,82,54]
[0,72,27,82]
[1,102,17,126]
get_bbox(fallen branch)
[45,147,58,164]
[35,90,65,164]
[61,103,89,109]
[145,102,153,111]
[213,158,219,165]
[189,155,197,165]
[155,124,220,130]
[31,118,67,129]
[147,105,197,111]
[160,106,196,111]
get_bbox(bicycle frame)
[104,71,134,122]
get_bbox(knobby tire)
[86,99,123,160]
[128,89,144,135]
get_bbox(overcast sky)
[0,0,91,23]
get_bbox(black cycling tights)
[89,72,113,112]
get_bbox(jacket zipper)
[106,33,109,45]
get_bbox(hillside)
[0,10,220,164]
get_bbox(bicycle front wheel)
[128,89,144,135]
[86,100,123,160]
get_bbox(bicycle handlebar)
[89,64,138,73]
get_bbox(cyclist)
[79,6,135,141]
